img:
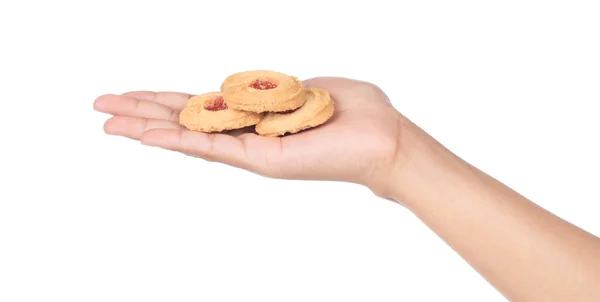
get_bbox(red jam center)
[204,96,228,111]
[250,79,278,90]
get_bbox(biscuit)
[220,70,306,113]
[178,91,263,132]
[255,88,334,137]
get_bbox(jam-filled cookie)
[178,91,263,132]
[220,70,306,113]
[255,88,334,137]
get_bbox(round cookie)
[255,88,335,137]
[178,91,263,133]
[220,70,306,113]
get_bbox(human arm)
[387,117,600,301]
[94,76,600,301]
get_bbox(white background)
[1,1,599,301]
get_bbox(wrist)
[368,114,458,208]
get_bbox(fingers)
[94,94,180,122]
[140,129,254,170]
[138,127,298,179]
[104,116,182,140]
[121,91,192,111]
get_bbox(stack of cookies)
[178,70,334,137]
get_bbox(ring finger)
[104,116,182,140]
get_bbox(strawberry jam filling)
[250,79,278,90]
[204,96,228,111]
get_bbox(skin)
[94,77,600,301]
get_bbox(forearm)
[390,121,600,301]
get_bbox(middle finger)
[94,94,180,122]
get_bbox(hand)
[94,77,408,196]
[95,77,600,301]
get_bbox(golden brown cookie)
[255,88,334,137]
[220,70,306,113]
[178,91,263,132]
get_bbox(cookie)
[178,91,263,132]
[255,88,334,137]
[220,70,306,113]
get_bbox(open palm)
[95,77,403,190]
